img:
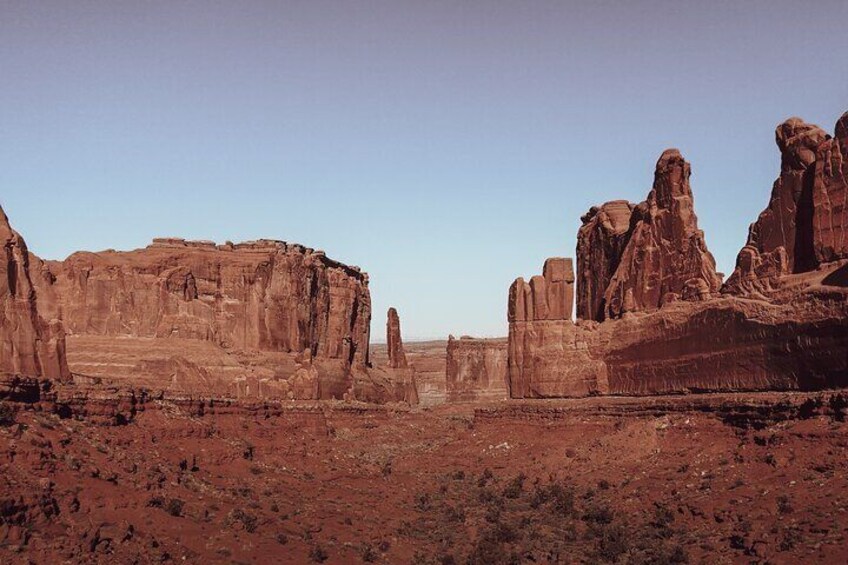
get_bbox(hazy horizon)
[3,1,847,340]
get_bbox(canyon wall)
[32,238,371,366]
[508,116,848,397]
[0,206,69,380]
[445,335,508,402]
[23,237,412,401]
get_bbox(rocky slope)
[1,376,846,563]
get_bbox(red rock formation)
[386,307,408,369]
[576,200,635,321]
[28,238,375,399]
[510,269,848,398]
[445,335,508,402]
[508,258,602,398]
[813,111,848,264]
[0,206,69,380]
[602,150,721,318]
[33,238,371,367]
[724,118,829,295]
[510,130,848,398]
[508,258,574,323]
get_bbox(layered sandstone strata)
[0,206,69,380]
[508,258,601,397]
[26,237,386,400]
[32,238,371,367]
[445,335,508,402]
[510,264,848,398]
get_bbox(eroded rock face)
[509,270,848,398]
[509,130,848,398]
[386,307,408,369]
[576,200,635,322]
[33,238,371,368]
[27,238,377,399]
[724,118,830,295]
[508,258,574,323]
[0,206,69,380]
[602,150,722,318]
[813,112,848,264]
[445,335,508,402]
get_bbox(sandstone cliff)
[508,258,574,323]
[812,112,848,264]
[24,237,391,400]
[32,238,371,367]
[445,335,508,402]
[0,206,69,380]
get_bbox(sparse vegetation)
[309,544,328,562]
[0,401,15,426]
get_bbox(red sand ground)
[1,391,847,564]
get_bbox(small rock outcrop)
[0,206,69,380]
[386,307,408,369]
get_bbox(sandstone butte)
[1,219,418,403]
[508,110,848,399]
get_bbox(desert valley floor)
[1,380,847,564]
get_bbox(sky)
[1,1,847,341]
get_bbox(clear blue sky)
[2,1,847,340]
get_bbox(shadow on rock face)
[822,264,848,287]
